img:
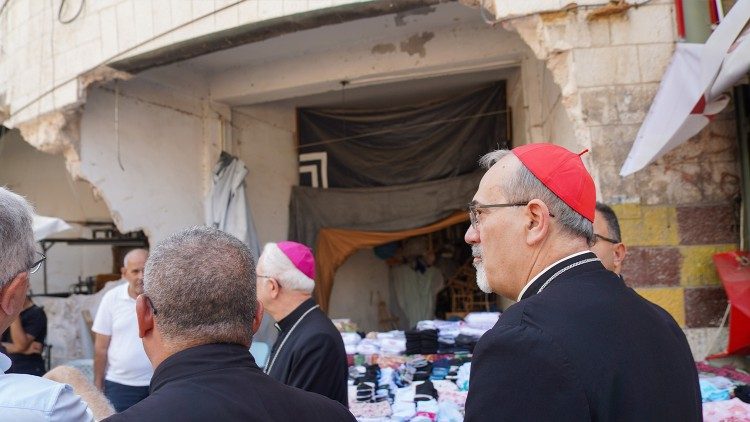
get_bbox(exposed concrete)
[371,43,397,54]
[395,6,438,27]
[16,110,84,179]
[399,32,435,57]
[110,0,448,74]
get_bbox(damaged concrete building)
[0,0,744,364]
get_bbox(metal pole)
[734,85,750,251]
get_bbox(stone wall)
[492,0,741,359]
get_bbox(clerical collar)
[275,298,318,333]
[517,250,598,301]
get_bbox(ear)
[1,272,29,317]
[135,295,154,339]
[252,301,264,334]
[524,199,551,246]
[267,278,281,299]
[612,243,627,274]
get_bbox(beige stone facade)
[0,0,741,359]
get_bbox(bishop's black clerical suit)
[266,298,349,407]
[465,252,702,422]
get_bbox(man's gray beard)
[472,245,493,294]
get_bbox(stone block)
[635,161,704,205]
[99,6,119,59]
[259,0,285,20]
[637,43,674,83]
[238,1,260,24]
[614,83,658,125]
[151,0,173,35]
[700,160,741,203]
[635,287,685,327]
[679,244,737,287]
[580,87,618,126]
[283,1,309,16]
[617,204,679,247]
[214,4,240,31]
[132,1,155,44]
[170,0,193,26]
[610,4,676,45]
[574,46,640,88]
[589,124,639,165]
[677,204,739,245]
[621,246,682,288]
[115,1,136,51]
[661,118,738,165]
[684,287,728,328]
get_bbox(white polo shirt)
[92,282,153,386]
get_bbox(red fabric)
[708,251,750,359]
[512,143,596,222]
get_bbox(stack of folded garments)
[454,333,478,353]
[414,380,439,402]
[377,331,406,355]
[356,338,381,355]
[405,330,422,355]
[355,364,383,403]
[420,329,438,354]
[341,332,361,355]
[464,312,500,333]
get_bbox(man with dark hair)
[590,202,627,275]
[105,227,354,422]
[0,187,93,420]
[463,144,701,421]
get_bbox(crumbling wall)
[492,0,739,358]
[77,74,226,243]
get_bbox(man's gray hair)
[480,150,595,244]
[144,226,257,345]
[0,187,36,287]
[258,243,314,294]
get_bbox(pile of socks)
[454,334,478,353]
[405,329,439,355]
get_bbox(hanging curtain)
[314,211,468,313]
[297,82,507,188]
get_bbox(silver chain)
[536,258,600,295]
[264,304,320,375]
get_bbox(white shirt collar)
[0,352,11,373]
[516,250,592,302]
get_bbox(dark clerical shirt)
[266,298,349,407]
[105,343,354,422]
[465,252,701,421]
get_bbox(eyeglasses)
[29,252,45,274]
[468,201,529,230]
[144,295,158,315]
[594,233,620,244]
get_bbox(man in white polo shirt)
[93,249,153,412]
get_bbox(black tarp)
[297,81,508,188]
[288,172,482,252]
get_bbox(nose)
[465,224,480,245]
